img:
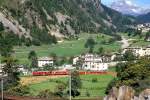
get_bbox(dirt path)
[20,75,67,85]
[121,36,130,49]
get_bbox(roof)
[124,47,141,49]
[38,57,53,61]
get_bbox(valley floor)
[14,33,121,64]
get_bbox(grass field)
[27,74,114,99]
[130,39,150,47]
[108,67,116,72]
[14,33,121,64]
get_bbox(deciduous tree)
[28,50,38,68]
[85,37,96,53]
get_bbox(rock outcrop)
[104,86,150,100]
[139,89,150,100]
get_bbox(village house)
[137,23,150,33]
[123,46,150,57]
[0,64,3,76]
[38,57,54,67]
[73,56,79,65]
[73,54,112,71]
[17,65,29,75]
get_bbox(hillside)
[0,0,135,44]
[137,12,150,23]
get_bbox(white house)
[82,54,109,71]
[123,47,150,57]
[0,64,3,76]
[62,64,76,70]
[137,23,150,33]
[38,57,54,67]
[73,56,79,65]
[73,54,110,71]
[18,66,29,75]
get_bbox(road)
[121,36,130,49]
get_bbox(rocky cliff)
[104,86,150,100]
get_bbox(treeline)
[106,56,150,95]
[125,27,150,41]
[31,26,57,45]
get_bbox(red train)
[32,70,69,76]
[32,70,107,76]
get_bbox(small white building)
[73,57,79,65]
[62,64,75,70]
[123,47,150,57]
[137,23,150,33]
[18,66,29,75]
[38,57,54,67]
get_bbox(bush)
[86,90,90,97]
[6,85,30,96]
[55,80,61,83]
[32,39,41,46]
[55,84,66,97]
[38,89,67,100]
[38,89,56,99]
[67,89,80,98]
[92,78,98,83]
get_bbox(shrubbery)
[106,57,150,94]
[92,78,98,83]
[6,85,30,96]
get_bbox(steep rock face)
[104,86,135,100]
[93,0,104,12]
[104,86,150,100]
[117,86,134,100]
[104,87,119,100]
[85,0,103,12]
[139,89,150,100]
[0,11,31,38]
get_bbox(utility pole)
[0,54,3,100]
[1,78,3,100]
[69,70,71,100]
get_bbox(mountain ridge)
[137,12,150,23]
[0,0,135,44]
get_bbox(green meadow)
[28,74,114,99]
[14,33,121,64]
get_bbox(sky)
[101,0,150,15]
[102,0,150,8]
